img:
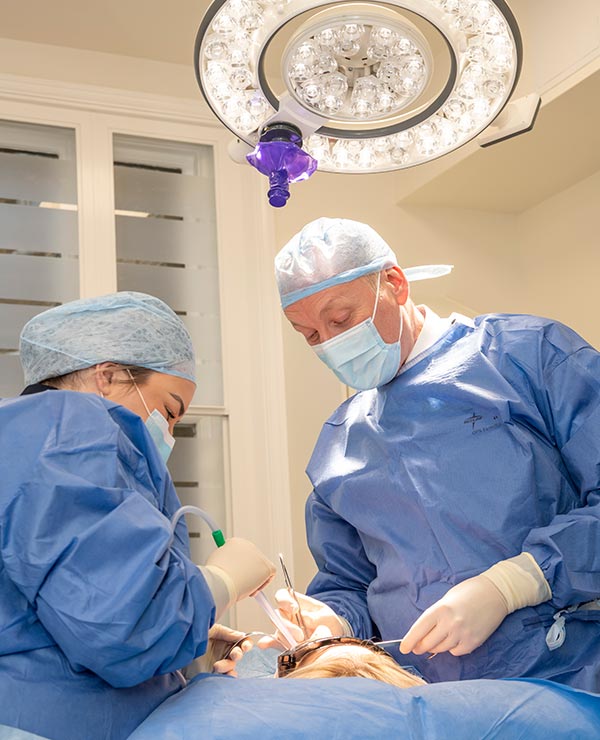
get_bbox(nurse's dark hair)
[43,364,154,390]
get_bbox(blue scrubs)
[306,314,600,690]
[0,390,217,740]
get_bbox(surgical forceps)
[279,553,310,641]
[222,631,270,660]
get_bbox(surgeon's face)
[284,267,407,347]
[99,367,195,433]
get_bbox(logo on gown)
[464,411,502,434]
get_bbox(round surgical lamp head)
[194,0,522,203]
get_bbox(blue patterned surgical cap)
[20,291,196,386]
[275,217,453,308]
[275,217,398,309]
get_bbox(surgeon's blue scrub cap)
[20,291,196,386]
[275,217,452,308]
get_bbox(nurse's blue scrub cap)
[275,217,452,308]
[20,291,196,386]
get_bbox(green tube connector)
[212,529,225,548]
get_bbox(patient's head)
[277,637,425,689]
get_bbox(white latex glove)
[399,574,509,657]
[203,537,276,608]
[209,624,254,677]
[400,553,551,658]
[258,589,351,649]
[188,624,253,678]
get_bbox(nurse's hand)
[258,590,351,648]
[206,624,254,677]
[205,537,276,602]
[399,575,509,657]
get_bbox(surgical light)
[194,0,522,202]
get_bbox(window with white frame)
[113,133,227,564]
[0,120,79,398]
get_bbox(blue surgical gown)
[305,314,600,690]
[0,390,217,740]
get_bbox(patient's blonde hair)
[285,646,425,689]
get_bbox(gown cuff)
[482,552,552,613]
[198,565,235,620]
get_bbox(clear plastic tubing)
[254,590,298,649]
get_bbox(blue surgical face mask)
[129,373,176,463]
[144,408,176,463]
[312,273,403,391]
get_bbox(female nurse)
[0,291,275,740]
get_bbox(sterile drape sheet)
[129,674,600,739]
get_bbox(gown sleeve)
[0,391,216,688]
[519,325,600,608]
[305,489,377,639]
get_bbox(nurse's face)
[284,267,407,347]
[99,367,195,433]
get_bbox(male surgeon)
[269,216,600,691]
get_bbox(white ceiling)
[0,0,212,65]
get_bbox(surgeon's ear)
[385,267,409,305]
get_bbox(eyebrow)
[289,300,355,330]
[290,321,312,332]
[169,392,185,417]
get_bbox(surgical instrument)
[254,590,298,649]
[373,639,404,649]
[170,506,297,647]
[279,552,309,640]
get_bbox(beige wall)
[517,170,600,348]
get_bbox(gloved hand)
[258,589,352,649]
[188,624,254,678]
[400,553,551,658]
[399,574,509,657]
[203,537,275,608]
[209,624,254,677]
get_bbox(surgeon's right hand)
[258,589,351,648]
[200,538,275,615]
